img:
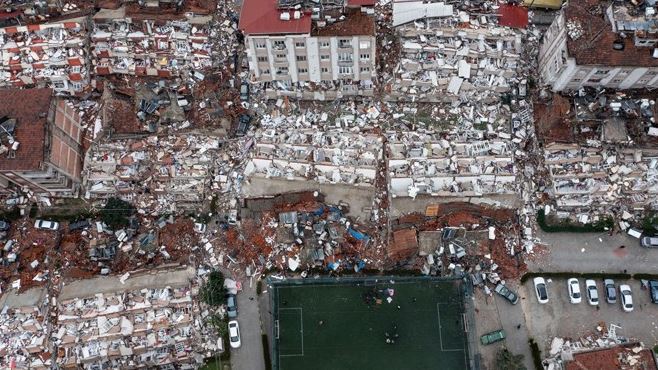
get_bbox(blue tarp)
[348,228,369,241]
[354,260,366,272]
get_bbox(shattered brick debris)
[0,302,51,370]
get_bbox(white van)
[641,237,658,248]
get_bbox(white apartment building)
[239,0,377,99]
[538,0,658,91]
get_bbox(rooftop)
[565,344,657,370]
[0,89,51,171]
[312,9,376,36]
[565,0,658,67]
[239,0,312,35]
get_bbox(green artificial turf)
[272,278,469,370]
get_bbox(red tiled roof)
[0,89,51,171]
[498,4,528,29]
[239,0,311,35]
[348,0,376,6]
[565,344,657,370]
[565,0,658,67]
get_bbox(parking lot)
[521,277,658,353]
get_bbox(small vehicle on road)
[604,279,617,304]
[494,283,519,305]
[533,277,549,304]
[585,279,599,306]
[240,82,249,102]
[228,320,241,348]
[480,329,506,345]
[649,280,658,304]
[34,219,60,231]
[568,278,582,304]
[226,294,238,318]
[619,284,633,312]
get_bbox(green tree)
[496,349,526,370]
[99,197,135,230]
[201,271,228,306]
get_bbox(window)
[298,68,308,74]
[7,151,15,159]
[339,66,353,75]
[339,39,351,48]
[338,53,352,62]
[572,78,582,82]
[320,41,330,48]
[255,41,266,48]
[360,53,370,60]
[321,67,329,73]
[296,55,307,61]
[320,54,330,61]
[359,41,371,49]
[276,53,286,59]
[646,71,658,76]
[295,41,305,48]
[594,69,608,75]
[273,40,286,49]
[72,82,82,90]
[276,67,289,75]
[257,56,268,62]
[261,69,270,75]
[611,79,623,83]
[360,67,370,73]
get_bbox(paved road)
[528,230,655,274]
[231,277,266,370]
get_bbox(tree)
[99,197,135,230]
[496,349,526,370]
[201,270,228,306]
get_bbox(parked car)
[533,277,549,304]
[236,114,251,137]
[68,219,90,231]
[226,294,238,318]
[619,284,633,312]
[649,280,658,304]
[585,279,599,306]
[239,82,249,102]
[494,283,519,305]
[604,279,617,304]
[641,236,658,247]
[480,329,506,345]
[194,223,207,234]
[228,320,241,348]
[34,219,60,231]
[568,278,582,304]
[0,220,10,231]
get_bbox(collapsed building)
[388,1,528,102]
[83,134,221,211]
[0,89,84,196]
[239,0,377,99]
[538,0,658,91]
[90,3,215,78]
[55,281,202,369]
[244,129,381,187]
[536,91,658,216]
[0,290,50,370]
[0,15,90,94]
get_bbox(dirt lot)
[521,278,658,353]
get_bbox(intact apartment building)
[0,88,84,196]
[538,0,658,91]
[239,0,377,99]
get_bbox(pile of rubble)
[0,302,50,369]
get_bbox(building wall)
[539,10,658,91]
[50,99,83,181]
[245,34,376,85]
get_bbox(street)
[230,277,266,370]
[528,230,655,274]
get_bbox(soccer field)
[271,278,470,370]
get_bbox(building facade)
[0,89,84,196]
[538,0,658,91]
[239,0,377,99]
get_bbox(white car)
[619,284,633,312]
[34,219,60,231]
[228,320,241,348]
[568,278,582,304]
[533,277,549,304]
[585,279,599,306]
[193,223,207,233]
